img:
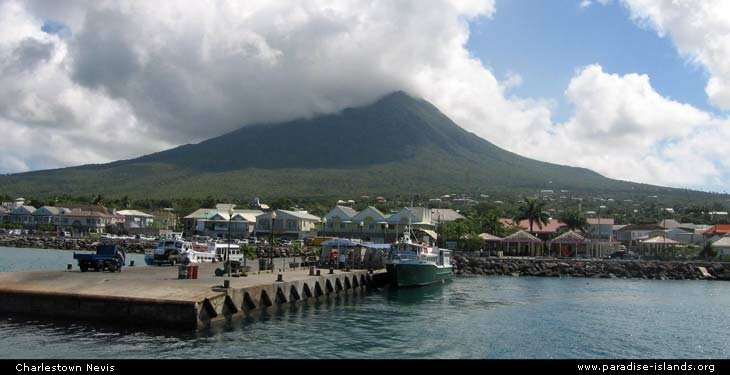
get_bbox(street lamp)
[597,205,606,258]
[270,211,276,273]
[383,223,389,244]
[322,217,327,236]
[227,208,233,280]
[359,220,364,240]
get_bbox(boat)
[145,239,193,266]
[191,235,210,251]
[385,230,453,287]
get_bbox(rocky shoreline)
[453,255,730,281]
[0,235,153,253]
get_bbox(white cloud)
[621,0,730,110]
[520,64,730,189]
[0,0,498,173]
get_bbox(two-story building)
[0,206,9,224]
[116,210,156,229]
[9,205,36,227]
[184,204,263,239]
[321,206,445,243]
[152,210,178,230]
[56,209,116,235]
[615,224,665,246]
[584,218,615,241]
[32,206,69,227]
[256,209,321,240]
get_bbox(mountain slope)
[0,91,692,199]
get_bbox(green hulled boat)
[385,240,453,287]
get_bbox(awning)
[415,229,438,239]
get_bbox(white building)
[116,210,156,229]
[256,209,321,240]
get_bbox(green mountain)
[0,91,704,200]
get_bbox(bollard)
[329,268,334,275]
[309,266,315,276]
[277,274,283,282]
[67,264,72,270]
[130,260,135,267]
[316,269,321,276]
[223,279,230,288]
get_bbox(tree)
[698,242,717,260]
[92,194,104,206]
[514,197,550,233]
[559,209,587,232]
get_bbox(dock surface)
[0,263,387,329]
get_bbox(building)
[499,218,566,241]
[585,218,615,241]
[703,224,730,244]
[321,206,439,243]
[56,209,115,235]
[152,210,178,230]
[322,205,359,233]
[116,210,155,229]
[615,224,665,245]
[1,198,26,211]
[452,198,479,206]
[255,209,321,240]
[184,205,263,239]
[430,208,465,224]
[32,206,68,227]
[9,205,36,227]
[0,206,9,224]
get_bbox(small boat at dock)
[385,231,453,287]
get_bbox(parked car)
[58,231,71,237]
[608,250,639,260]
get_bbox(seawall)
[453,255,730,281]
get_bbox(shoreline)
[453,255,730,281]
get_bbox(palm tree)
[121,195,130,209]
[559,209,587,232]
[514,197,550,233]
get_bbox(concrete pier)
[0,264,389,330]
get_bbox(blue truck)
[73,244,126,272]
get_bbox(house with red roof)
[499,218,566,240]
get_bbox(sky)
[0,0,729,192]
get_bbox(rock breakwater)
[0,235,152,253]
[453,256,730,281]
